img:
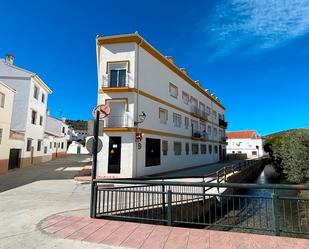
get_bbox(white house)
[226,130,264,159]
[45,116,68,159]
[0,55,53,168]
[95,33,228,178]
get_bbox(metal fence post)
[90,110,99,218]
[224,167,227,182]
[162,184,166,219]
[272,191,280,236]
[167,190,173,226]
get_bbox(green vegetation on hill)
[264,129,309,183]
[66,119,87,130]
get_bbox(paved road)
[153,159,248,178]
[0,155,91,193]
[0,155,117,249]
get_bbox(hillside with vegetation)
[264,128,309,183]
[66,119,87,130]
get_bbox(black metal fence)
[91,160,309,237]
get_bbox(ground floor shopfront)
[97,131,226,178]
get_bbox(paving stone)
[120,223,155,248]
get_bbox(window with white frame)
[26,139,32,151]
[182,91,189,105]
[173,113,181,127]
[200,123,206,133]
[37,140,42,151]
[39,116,43,126]
[213,127,218,137]
[169,83,178,98]
[159,108,168,124]
[162,140,168,156]
[33,85,39,99]
[201,144,207,154]
[108,62,127,87]
[174,142,182,155]
[192,143,199,154]
[185,143,190,155]
[209,144,213,154]
[191,120,198,130]
[206,106,211,115]
[31,110,37,125]
[215,145,218,154]
[199,102,206,114]
[0,92,5,108]
[207,125,212,135]
[184,117,189,129]
[41,93,45,103]
[190,97,198,107]
[212,110,217,120]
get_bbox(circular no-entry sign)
[92,104,111,119]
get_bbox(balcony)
[102,74,129,88]
[104,114,130,128]
[219,118,228,128]
[200,110,209,121]
[190,106,200,117]
[200,132,208,141]
[191,129,201,139]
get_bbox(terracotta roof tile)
[226,130,257,139]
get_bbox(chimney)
[5,54,14,65]
[194,80,200,86]
[165,56,176,65]
[62,117,66,123]
[180,68,189,76]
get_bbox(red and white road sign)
[92,104,111,119]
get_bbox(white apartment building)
[95,33,228,178]
[0,55,52,167]
[45,116,68,160]
[226,130,264,159]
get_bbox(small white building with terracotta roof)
[226,130,264,159]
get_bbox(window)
[190,97,198,109]
[0,128,2,144]
[0,92,5,108]
[192,143,199,154]
[39,116,43,126]
[41,93,45,103]
[173,113,181,127]
[33,85,39,99]
[61,142,64,149]
[37,140,42,151]
[31,110,37,125]
[207,125,212,135]
[209,144,212,154]
[200,123,206,133]
[62,127,65,133]
[174,142,182,155]
[232,151,235,154]
[199,102,206,113]
[182,91,189,104]
[162,140,168,155]
[238,151,242,154]
[169,83,178,98]
[206,106,211,115]
[201,144,207,154]
[26,139,32,151]
[215,145,218,154]
[44,146,47,154]
[252,151,257,156]
[185,143,190,155]
[50,142,52,149]
[191,120,198,130]
[184,117,189,129]
[213,127,218,137]
[54,142,56,148]
[108,62,127,87]
[212,110,217,120]
[159,108,168,124]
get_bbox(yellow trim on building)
[99,87,222,128]
[96,34,225,110]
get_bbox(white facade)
[95,33,228,178]
[226,131,264,159]
[67,141,89,154]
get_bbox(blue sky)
[1,0,308,135]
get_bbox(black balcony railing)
[219,118,228,128]
[191,128,201,138]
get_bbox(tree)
[264,129,309,183]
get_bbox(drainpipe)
[134,36,143,177]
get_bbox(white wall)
[227,138,264,158]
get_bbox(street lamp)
[134,112,146,125]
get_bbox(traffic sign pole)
[90,110,99,218]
